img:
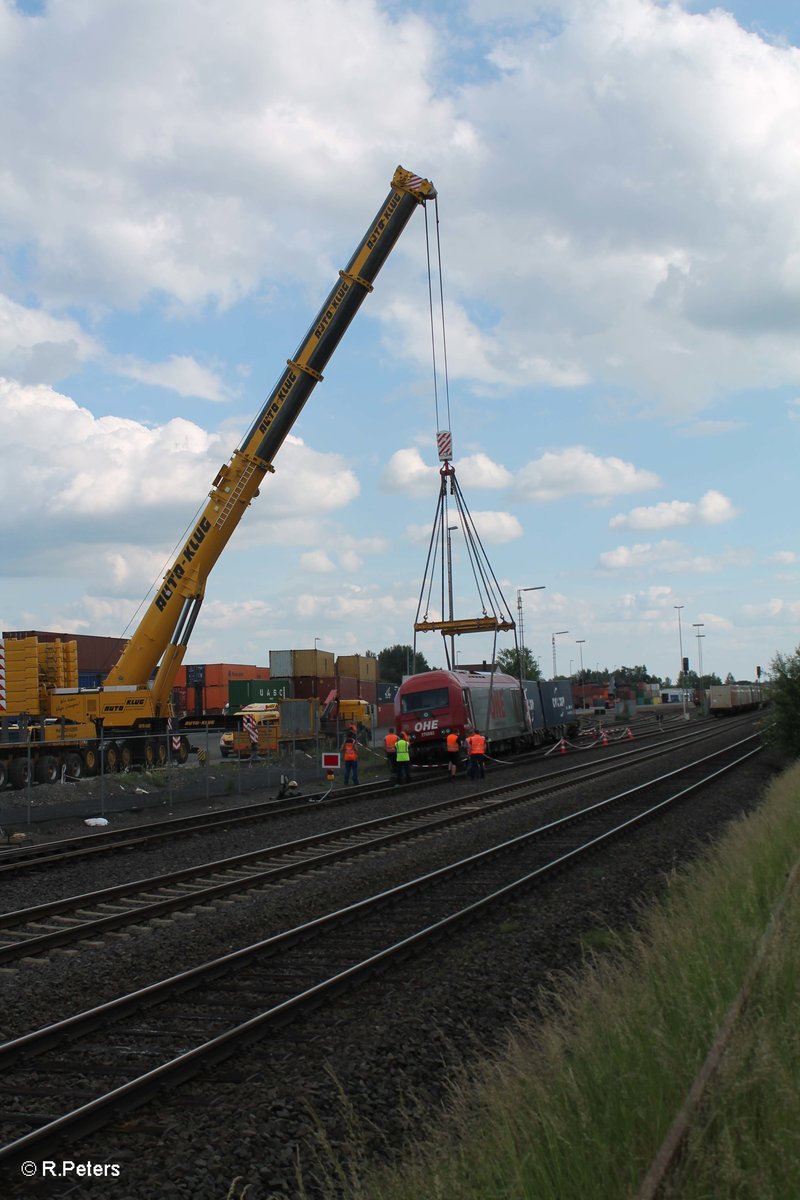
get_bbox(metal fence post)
[100,725,105,818]
[205,726,210,805]
[26,736,32,826]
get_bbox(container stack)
[38,638,79,691]
[1,635,41,714]
[336,654,378,704]
[175,662,271,715]
[270,649,336,704]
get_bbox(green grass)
[319,760,800,1200]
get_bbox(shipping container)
[336,654,378,682]
[292,675,336,701]
[78,672,104,689]
[377,682,398,704]
[279,698,318,739]
[336,675,359,700]
[292,648,335,676]
[377,702,395,727]
[270,648,335,677]
[201,683,229,714]
[229,678,293,707]
[358,680,378,704]
[186,663,206,686]
[269,650,294,679]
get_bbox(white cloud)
[0,294,99,383]
[380,447,439,493]
[300,550,336,573]
[457,452,513,488]
[0,0,465,311]
[598,540,712,572]
[114,354,231,402]
[469,511,523,543]
[609,489,738,530]
[514,447,660,502]
[769,550,798,565]
[0,382,358,576]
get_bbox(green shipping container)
[228,678,294,707]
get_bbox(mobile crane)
[0,166,436,787]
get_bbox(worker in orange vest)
[445,730,461,779]
[341,734,359,786]
[384,727,399,780]
[466,730,486,779]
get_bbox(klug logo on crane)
[154,516,212,612]
[257,368,298,438]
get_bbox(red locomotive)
[395,669,576,765]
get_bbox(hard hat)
[287,780,298,789]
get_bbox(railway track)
[0,721,754,963]
[0,729,762,1168]
[0,716,749,877]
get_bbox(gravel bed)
[3,719,777,1199]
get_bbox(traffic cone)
[626,727,634,740]
[601,730,608,747]
[560,737,566,754]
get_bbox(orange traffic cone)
[560,737,567,754]
[626,727,634,740]
[601,730,608,747]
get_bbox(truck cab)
[219,704,279,758]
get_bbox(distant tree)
[496,646,541,680]
[765,647,800,758]
[615,665,659,685]
[377,644,430,686]
[725,671,736,684]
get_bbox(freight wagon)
[708,685,764,716]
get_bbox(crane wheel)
[65,752,82,780]
[103,742,120,773]
[9,757,30,789]
[35,755,58,785]
[144,737,167,768]
[175,736,190,765]
[82,745,100,777]
[119,740,135,771]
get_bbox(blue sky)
[0,0,797,684]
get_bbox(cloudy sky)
[1,0,797,684]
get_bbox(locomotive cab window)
[400,687,449,715]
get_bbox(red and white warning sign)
[437,429,453,462]
[322,752,340,770]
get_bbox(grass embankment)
[343,760,800,1200]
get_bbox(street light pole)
[693,623,705,713]
[692,623,704,684]
[516,585,545,685]
[575,638,586,709]
[552,630,569,678]
[674,605,687,719]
